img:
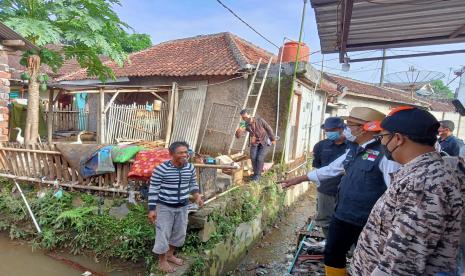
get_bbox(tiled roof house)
[59,32,276,81]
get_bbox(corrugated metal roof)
[0,22,38,51]
[311,0,465,54]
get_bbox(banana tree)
[0,0,131,144]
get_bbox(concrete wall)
[336,94,399,117]
[0,46,10,142]
[282,80,326,162]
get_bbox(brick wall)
[0,46,10,142]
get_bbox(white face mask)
[343,127,357,142]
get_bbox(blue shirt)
[439,136,462,157]
[312,139,348,196]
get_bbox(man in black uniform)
[312,117,347,237]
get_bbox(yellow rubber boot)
[325,265,347,276]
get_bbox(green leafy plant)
[0,0,135,144]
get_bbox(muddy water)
[0,233,145,276]
[235,186,317,276]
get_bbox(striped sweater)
[148,160,199,211]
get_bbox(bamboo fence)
[105,103,168,143]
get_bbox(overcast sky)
[114,0,465,90]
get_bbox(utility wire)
[215,0,280,49]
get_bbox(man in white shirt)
[280,107,400,276]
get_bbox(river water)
[234,186,317,276]
[0,233,145,276]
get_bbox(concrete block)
[216,172,233,193]
[198,220,217,242]
[109,203,130,219]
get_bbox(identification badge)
[364,149,380,161]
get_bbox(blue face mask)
[326,131,341,141]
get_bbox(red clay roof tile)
[59,32,276,81]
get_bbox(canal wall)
[176,175,311,276]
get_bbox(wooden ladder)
[228,56,273,154]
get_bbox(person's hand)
[278,176,307,189]
[235,128,244,138]
[271,140,276,145]
[193,193,204,208]
[148,210,157,224]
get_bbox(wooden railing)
[0,143,240,197]
[44,104,89,132]
[0,143,140,193]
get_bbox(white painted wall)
[285,82,326,162]
[336,95,465,140]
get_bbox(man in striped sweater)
[147,141,203,273]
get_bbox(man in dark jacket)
[235,109,275,181]
[438,120,463,156]
[312,117,347,237]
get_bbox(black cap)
[321,117,345,129]
[381,107,439,138]
[239,109,249,115]
[439,120,455,131]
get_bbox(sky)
[114,0,465,91]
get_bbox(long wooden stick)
[13,179,42,233]
[104,91,120,113]
[150,92,167,103]
[0,174,138,194]
[164,83,176,147]
[204,185,240,205]
[0,147,61,154]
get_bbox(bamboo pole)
[47,89,54,144]
[165,83,177,147]
[204,186,240,205]
[0,174,139,194]
[98,88,105,144]
[0,147,61,154]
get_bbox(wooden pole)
[165,82,176,147]
[98,88,105,144]
[104,90,120,113]
[0,174,138,194]
[47,89,54,144]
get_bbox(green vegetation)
[0,180,155,272]
[431,79,454,99]
[0,171,286,275]
[120,33,152,53]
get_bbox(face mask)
[343,127,357,142]
[381,135,399,161]
[326,131,341,141]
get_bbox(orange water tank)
[279,42,310,63]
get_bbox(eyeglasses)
[373,133,392,141]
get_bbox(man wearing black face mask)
[351,107,465,276]
[280,107,400,276]
[312,117,347,237]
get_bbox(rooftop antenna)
[385,66,446,99]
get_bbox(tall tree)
[430,79,454,99]
[120,33,152,53]
[0,0,130,144]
